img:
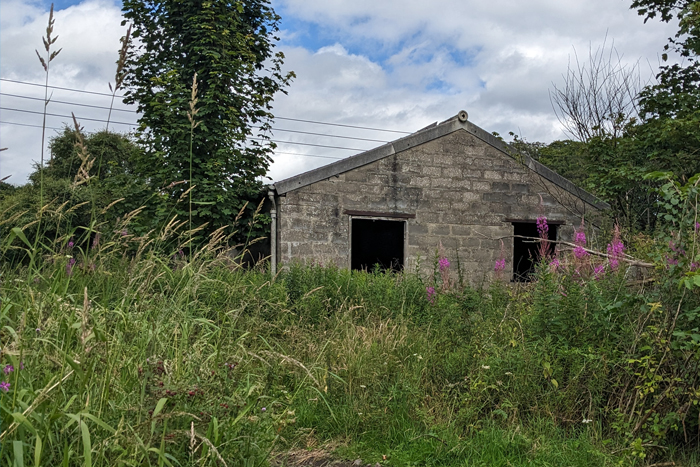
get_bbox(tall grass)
[1,172,698,465]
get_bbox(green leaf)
[153,397,168,418]
[11,227,32,249]
[13,440,24,467]
[34,436,42,467]
[80,419,92,467]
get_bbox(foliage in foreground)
[0,220,699,466]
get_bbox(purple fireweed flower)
[666,256,679,266]
[691,262,699,272]
[19,362,24,370]
[426,286,437,304]
[574,245,589,259]
[0,381,10,392]
[3,365,13,375]
[593,264,605,280]
[606,226,625,271]
[67,239,74,249]
[66,258,76,276]
[494,258,506,272]
[549,258,560,271]
[574,230,586,246]
[438,257,450,272]
[696,222,700,232]
[536,216,549,238]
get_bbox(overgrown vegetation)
[1,172,699,465]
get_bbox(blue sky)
[0,0,678,183]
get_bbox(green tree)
[631,0,700,182]
[121,0,293,237]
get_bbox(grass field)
[1,228,698,467]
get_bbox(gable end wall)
[276,129,600,281]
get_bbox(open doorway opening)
[351,218,404,272]
[512,221,558,281]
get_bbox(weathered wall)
[276,129,600,282]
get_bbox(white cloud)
[1,0,680,185]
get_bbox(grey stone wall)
[276,129,601,282]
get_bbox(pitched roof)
[272,111,610,210]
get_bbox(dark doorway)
[512,222,558,281]
[351,219,404,272]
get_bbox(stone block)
[472,181,491,191]
[428,224,451,236]
[484,170,503,180]
[491,182,510,192]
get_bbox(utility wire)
[0,106,137,127]
[1,107,374,151]
[0,92,136,114]
[1,77,412,134]
[1,93,391,142]
[0,119,367,154]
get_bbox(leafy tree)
[48,127,141,180]
[631,0,700,183]
[120,0,294,237]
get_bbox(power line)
[275,116,410,134]
[276,152,342,160]
[0,120,61,130]
[0,120,363,156]
[0,92,136,114]
[0,77,413,135]
[1,93,390,142]
[0,106,137,127]
[1,108,371,151]
[1,78,119,97]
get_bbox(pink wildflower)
[494,259,506,272]
[549,258,560,271]
[606,225,625,271]
[536,216,549,238]
[426,286,437,304]
[66,258,76,276]
[3,365,13,375]
[691,262,699,272]
[593,264,605,280]
[0,381,9,392]
[438,257,450,272]
[574,230,586,246]
[573,245,589,259]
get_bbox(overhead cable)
[1,77,412,134]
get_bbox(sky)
[0,0,678,185]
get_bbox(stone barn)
[268,111,608,282]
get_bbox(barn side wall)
[276,129,600,282]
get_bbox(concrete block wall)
[276,129,599,282]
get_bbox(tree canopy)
[121,0,294,236]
